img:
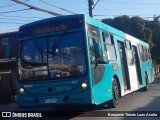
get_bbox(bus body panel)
[85,15,153,104]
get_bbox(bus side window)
[87,24,104,63]
[141,46,145,62]
[139,45,143,61]
[125,40,131,49]
[144,47,148,61]
[89,37,95,64]
[125,40,134,65]
[148,48,151,60]
[102,32,116,61]
[143,47,146,61]
[146,48,150,61]
[89,37,103,64]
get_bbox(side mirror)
[95,59,109,65]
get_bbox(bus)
[17,14,154,108]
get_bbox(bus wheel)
[143,73,149,91]
[107,78,120,108]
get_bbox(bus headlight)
[81,83,87,89]
[19,88,24,94]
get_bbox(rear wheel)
[143,73,149,91]
[107,78,120,108]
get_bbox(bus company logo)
[2,112,11,117]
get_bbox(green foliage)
[102,15,160,63]
[130,16,145,39]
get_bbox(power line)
[71,0,88,13]
[101,0,160,5]
[0,17,34,22]
[0,15,44,19]
[94,15,157,20]
[0,0,29,9]
[11,0,62,16]
[94,6,160,11]
[38,0,77,14]
[88,0,103,17]
[0,22,25,24]
[92,0,101,9]
[94,14,156,17]
[0,8,31,15]
[0,4,16,9]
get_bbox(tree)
[143,28,152,48]
[130,16,145,40]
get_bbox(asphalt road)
[69,75,160,120]
[1,75,160,120]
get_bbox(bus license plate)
[45,98,57,103]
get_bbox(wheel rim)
[113,82,119,100]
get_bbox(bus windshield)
[18,32,87,81]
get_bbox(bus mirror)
[95,61,98,66]
[96,59,109,65]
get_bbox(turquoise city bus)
[17,14,154,108]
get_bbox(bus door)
[118,41,131,90]
[132,45,142,85]
[125,40,139,91]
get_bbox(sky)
[0,0,160,32]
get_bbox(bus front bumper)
[17,89,92,108]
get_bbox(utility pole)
[88,0,100,17]
[11,0,62,16]
[88,0,93,17]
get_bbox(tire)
[107,78,120,108]
[143,73,149,91]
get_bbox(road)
[1,75,160,120]
[70,75,160,120]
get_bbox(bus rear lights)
[81,83,87,89]
[19,88,25,94]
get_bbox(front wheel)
[107,78,120,108]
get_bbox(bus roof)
[19,14,85,30]
[19,14,148,46]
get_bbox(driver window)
[89,37,103,64]
[102,32,117,61]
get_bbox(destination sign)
[19,16,84,38]
[33,24,67,35]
